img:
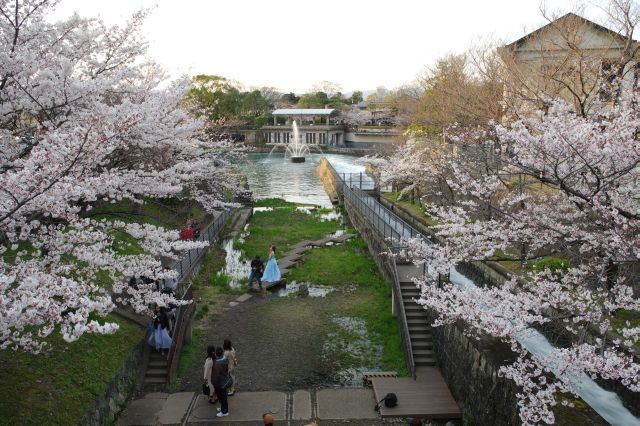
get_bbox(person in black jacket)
[211,346,230,417]
[249,255,264,290]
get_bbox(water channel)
[240,153,364,207]
[234,153,638,422]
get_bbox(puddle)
[323,316,383,387]
[219,238,250,288]
[319,209,342,221]
[253,207,273,213]
[276,281,335,298]
[296,205,317,214]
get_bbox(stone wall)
[81,338,148,426]
[343,194,521,424]
[431,320,520,425]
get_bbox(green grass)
[381,191,439,226]
[0,315,143,426]
[289,237,407,375]
[611,309,640,332]
[234,198,340,259]
[87,197,207,229]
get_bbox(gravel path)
[178,287,377,394]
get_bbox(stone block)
[157,392,194,425]
[292,390,311,420]
[236,293,253,302]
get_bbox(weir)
[318,157,640,425]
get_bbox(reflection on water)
[240,153,365,207]
[252,207,273,213]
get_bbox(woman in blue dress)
[261,245,281,282]
[148,304,172,356]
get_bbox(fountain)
[286,120,310,163]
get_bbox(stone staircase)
[397,264,436,368]
[145,351,168,385]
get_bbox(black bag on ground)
[374,392,398,410]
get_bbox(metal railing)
[322,158,421,379]
[344,186,422,244]
[167,285,195,382]
[166,208,235,382]
[172,208,234,291]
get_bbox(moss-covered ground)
[0,315,143,426]
[0,197,209,425]
[177,199,406,392]
[233,198,340,259]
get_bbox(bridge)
[322,159,461,421]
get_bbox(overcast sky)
[51,0,607,93]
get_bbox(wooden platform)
[371,367,461,419]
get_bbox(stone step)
[405,311,428,319]
[400,282,418,289]
[149,353,167,362]
[410,332,433,341]
[406,316,428,323]
[412,349,434,357]
[401,288,420,294]
[412,341,434,350]
[403,304,423,311]
[415,358,437,367]
[144,376,167,384]
[148,360,167,368]
[146,368,168,378]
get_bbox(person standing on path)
[203,346,216,404]
[223,339,238,396]
[249,255,264,290]
[261,244,281,283]
[211,346,230,417]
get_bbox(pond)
[239,153,365,207]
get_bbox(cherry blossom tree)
[381,95,640,423]
[0,1,241,352]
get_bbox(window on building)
[599,60,618,102]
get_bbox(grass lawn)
[289,237,408,375]
[234,198,340,259]
[381,191,439,226]
[0,315,143,426]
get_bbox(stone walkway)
[118,388,382,425]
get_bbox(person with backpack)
[211,346,232,417]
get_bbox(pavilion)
[263,108,346,146]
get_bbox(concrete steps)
[399,278,436,370]
[144,352,168,385]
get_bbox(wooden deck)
[371,367,461,419]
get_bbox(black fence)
[172,208,234,292]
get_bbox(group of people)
[248,244,281,290]
[129,266,178,295]
[179,217,200,240]
[203,339,238,417]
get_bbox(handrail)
[389,251,417,379]
[325,160,417,379]
[172,208,234,296]
[165,208,235,381]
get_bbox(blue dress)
[262,255,281,282]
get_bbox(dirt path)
[178,285,381,393]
